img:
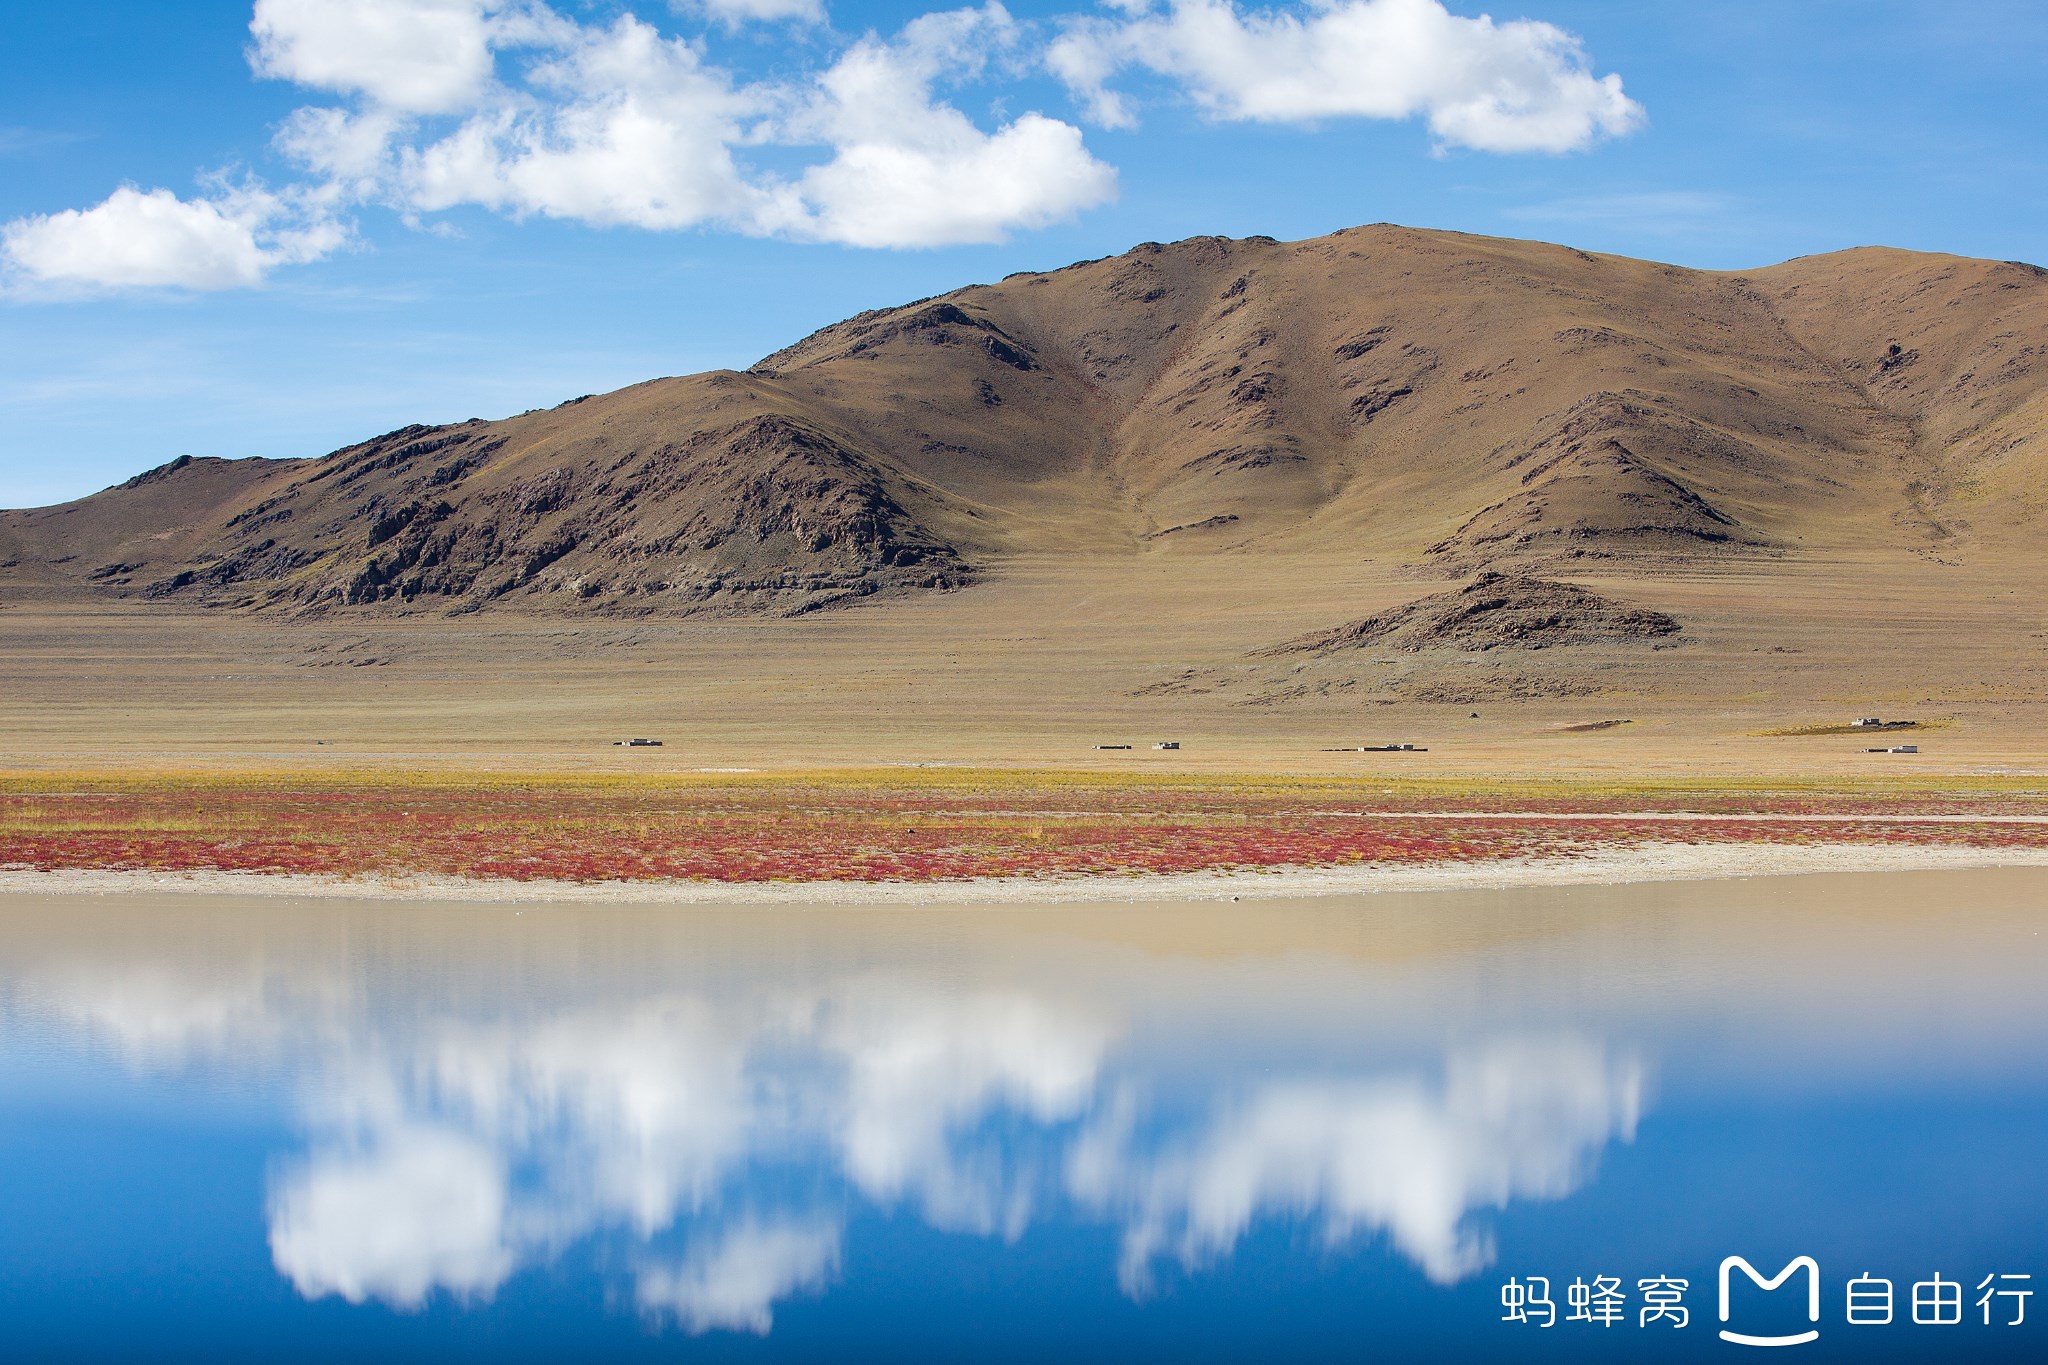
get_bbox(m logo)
[1719,1256,1821,1347]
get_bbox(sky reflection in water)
[2,870,2046,1361]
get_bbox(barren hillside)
[4,225,2045,622]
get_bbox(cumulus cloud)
[1049,0,1643,151]
[248,0,567,114]
[0,184,347,291]
[636,1220,842,1334]
[3,0,1638,290]
[772,5,1118,247]
[267,0,1110,249]
[396,15,771,231]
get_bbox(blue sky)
[2,0,2044,509]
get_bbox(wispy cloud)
[1504,189,1735,231]
[0,125,91,158]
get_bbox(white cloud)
[398,15,771,231]
[275,107,406,190]
[636,1220,842,1334]
[0,184,347,291]
[1049,0,1643,152]
[792,113,1113,246]
[773,5,1118,247]
[260,1,1107,249]
[1,0,1643,291]
[248,0,567,115]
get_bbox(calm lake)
[2,869,2046,1362]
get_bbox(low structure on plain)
[1321,743,1430,753]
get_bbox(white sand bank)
[5,841,2048,906]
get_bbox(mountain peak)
[5,223,2045,618]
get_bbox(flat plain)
[2,549,2044,775]
[4,225,2047,888]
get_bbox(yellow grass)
[3,764,2046,807]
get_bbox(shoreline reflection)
[5,871,2046,1343]
[251,975,1636,1328]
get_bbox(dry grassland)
[4,547,2046,885]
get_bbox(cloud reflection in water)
[636,1218,843,1335]
[1071,1039,1642,1290]
[8,921,1642,1334]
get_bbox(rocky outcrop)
[1261,573,1682,655]
[135,412,970,616]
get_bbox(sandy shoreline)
[5,841,2048,906]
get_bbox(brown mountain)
[4,224,2045,620]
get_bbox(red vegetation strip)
[6,783,2048,884]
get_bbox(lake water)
[2,869,2046,1362]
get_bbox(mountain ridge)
[4,224,2045,619]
